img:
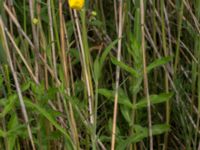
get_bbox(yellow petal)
[68,0,84,10]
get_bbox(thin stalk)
[59,1,79,149]
[194,0,200,148]
[4,27,38,84]
[93,81,99,149]
[50,1,66,135]
[114,0,118,32]
[140,1,153,150]
[73,10,94,124]
[48,0,57,77]
[152,0,157,93]
[1,66,10,150]
[47,3,64,142]
[196,57,200,148]
[174,0,184,76]
[28,0,39,79]
[3,3,34,48]
[50,0,61,52]
[73,9,95,149]
[63,14,80,149]
[161,1,170,149]
[80,10,94,100]
[99,1,106,32]
[111,0,123,149]
[23,0,26,32]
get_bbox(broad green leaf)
[98,89,113,99]
[120,105,131,125]
[117,132,146,150]
[134,124,145,133]
[147,56,172,73]
[111,56,139,78]
[118,89,133,108]
[98,88,133,108]
[116,124,170,150]
[151,124,170,135]
[134,93,173,109]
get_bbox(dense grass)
[0,0,200,149]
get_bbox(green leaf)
[94,56,100,81]
[116,124,170,150]
[147,56,172,73]
[100,39,118,66]
[7,114,18,150]
[93,39,118,81]
[120,105,131,125]
[111,56,139,77]
[0,94,17,118]
[134,93,173,109]
[21,81,31,92]
[24,99,74,148]
[6,124,27,138]
[31,82,45,97]
[42,87,58,102]
[98,88,113,99]
[0,129,6,137]
[98,88,133,108]
[151,124,170,135]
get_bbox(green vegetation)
[0,0,199,149]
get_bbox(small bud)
[32,18,39,25]
[91,11,97,17]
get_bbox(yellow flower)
[68,0,84,10]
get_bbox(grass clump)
[0,0,199,149]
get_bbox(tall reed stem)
[111,0,123,149]
[140,1,153,149]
